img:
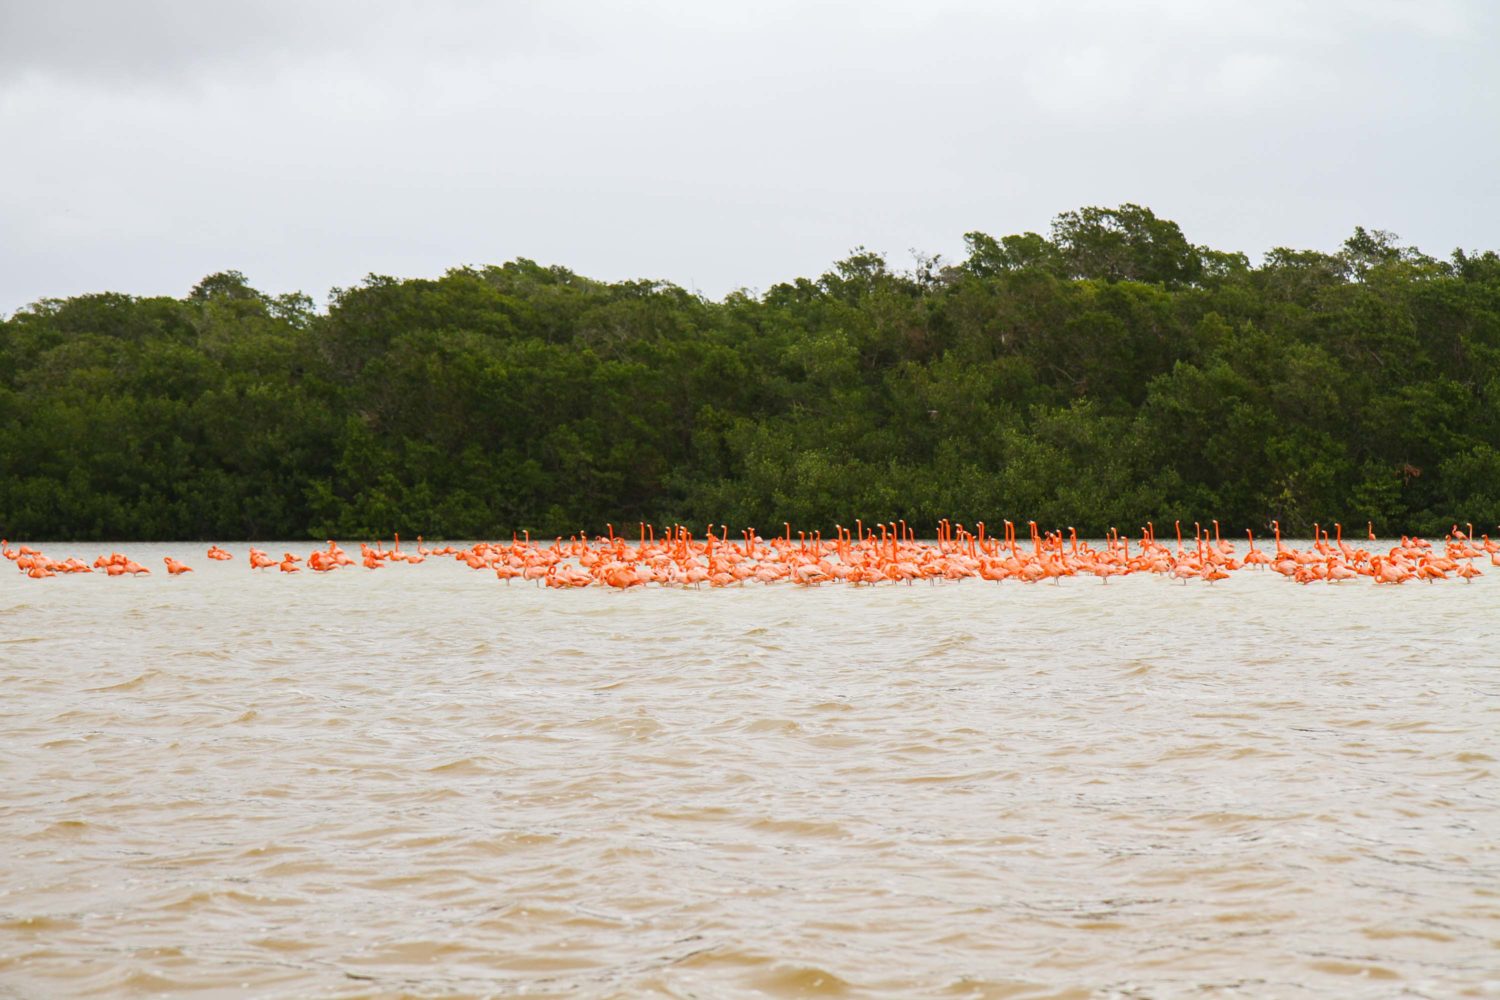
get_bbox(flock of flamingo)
[5,520,1499,587]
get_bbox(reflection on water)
[2,543,1499,998]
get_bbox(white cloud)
[1,0,1495,310]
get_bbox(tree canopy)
[4,207,1498,540]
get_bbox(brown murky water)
[3,543,1499,998]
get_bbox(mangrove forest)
[3,204,1499,540]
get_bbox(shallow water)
[2,542,1499,999]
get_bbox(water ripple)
[1,544,1497,997]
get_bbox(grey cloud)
[0,2,323,84]
[0,1,568,86]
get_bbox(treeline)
[3,204,1499,540]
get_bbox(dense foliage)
[4,205,1499,540]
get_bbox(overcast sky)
[1,0,1495,311]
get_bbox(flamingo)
[5,521,1493,591]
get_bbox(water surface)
[2,544,1498,998]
